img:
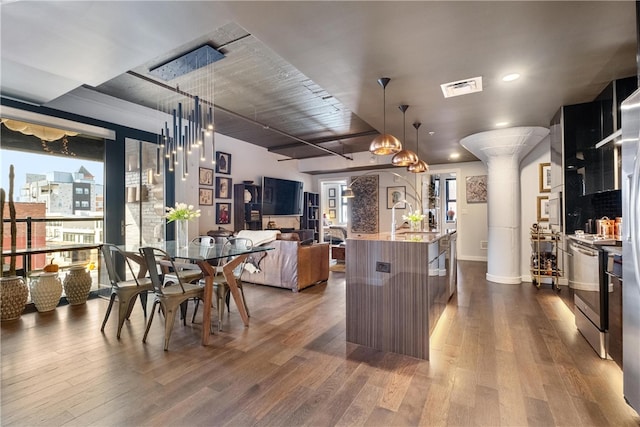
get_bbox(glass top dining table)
[120,240,273,346]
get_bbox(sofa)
[240,233,329,292]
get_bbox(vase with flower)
[403,210,426,233]
[165,203,201,248]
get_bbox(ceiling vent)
[440,76,483,98]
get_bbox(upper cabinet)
[551,76,636,234]
[559,76,637,197]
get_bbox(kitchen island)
[346,230,457,360]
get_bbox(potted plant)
[1,165,29,321]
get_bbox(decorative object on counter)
[615,217,622,238]
[537,195,549,222]
[166,203,201,248]
[596,216,615,237]
[63,265,92,305]
[465,175,487,203]
[244,189,252,203]
[403,210,426,232]
[30,271,63,312]
[0,164,29,321]
[538,162,551,193]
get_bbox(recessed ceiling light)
[495,121,509,127]
[449,153,460,159]
[502,73,520,82]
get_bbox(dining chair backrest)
[192,235,214,246]
[102,243,143,287]
[140,246,189,295]
[218,237,254,275]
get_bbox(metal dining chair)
[140,246,205,351]
[100,243,154,339]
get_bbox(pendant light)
[369,77,402,155]
[391,105,419,167]
[408,122,429,173]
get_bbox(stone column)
[460,127,549,284]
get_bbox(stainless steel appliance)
[604,246,623,368]
[570,237,608,358]
[621,88,640,412]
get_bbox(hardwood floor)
[2,260,639,426]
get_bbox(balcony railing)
[2,216,104,274]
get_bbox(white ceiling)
[1,1,637,172]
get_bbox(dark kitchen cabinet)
[553,76,635,234]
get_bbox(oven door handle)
[570,243,598,257]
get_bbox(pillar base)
[486,273,522,285]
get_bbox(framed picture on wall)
[328,188,336,198]
[216,202,231,224]
[199,188,213,206]
[466,175,487,203]
[329,198,336,208]
[215,151,231,175]
[539,162,551,193]
[216,177,232,199]
[387,186,406,209]
[537,195,549,222]
[199,167,213,186]
[329,209,336,219]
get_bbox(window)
[75,188,83,195]
[84,188,89,195]
[340,184,348,224]
[81,201,89,208]
[445,178,457,222]
[75,201,80,207]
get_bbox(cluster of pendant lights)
[368,77,429,173]
[156,96,216,180]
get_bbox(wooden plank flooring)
[2,260,639,426]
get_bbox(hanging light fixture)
[369,77,402,155]
[391,105,419,167]
[408,122,429,173]
[153,44,223,179]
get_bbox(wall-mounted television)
[262,177,304,216]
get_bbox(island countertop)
[348,229,455,243]
[345,230,457,360]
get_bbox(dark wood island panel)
[345,232,456,359]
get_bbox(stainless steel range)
[568,235,621,359]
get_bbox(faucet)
[391,200,413,240]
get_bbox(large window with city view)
[1,119,105,279]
